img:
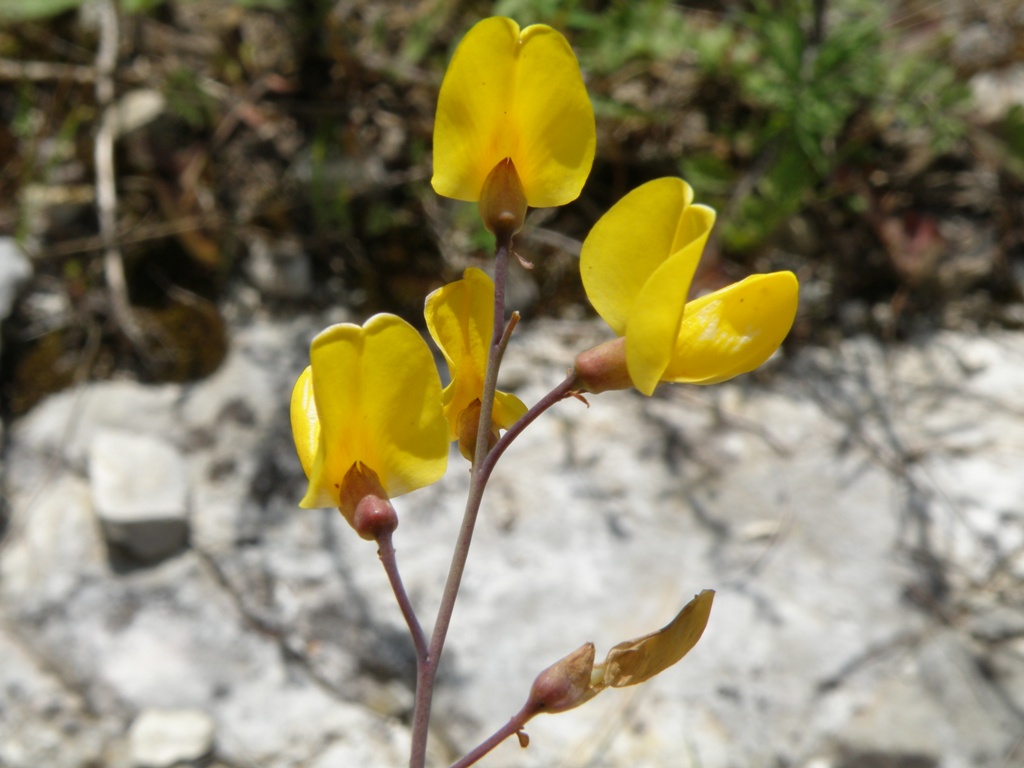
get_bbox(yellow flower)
[577,178,799,396]
[431,16,595,210]
[290,314,449,525]
[425,267,528,458]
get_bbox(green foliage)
[309,126,352,238]
[489,0,971,252]
[163,67,219,130]
[686,0,970,251]
[700,0,882,248]
[880,50,970,155]
[121,0,164,12]
[493,0,687,74]
[0,0,80,20]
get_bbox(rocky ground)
[2,311,1023,768]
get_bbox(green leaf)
[0,0,83,20]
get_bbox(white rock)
[112,89,166,138]
[245,234,311,300]
[128,708,214,768]
[0,236,32,359]
[4,319,1024,768]
[0,475,107,604]
[88,429,190,560]
[970,63,1024,123]
[0,236,31,320]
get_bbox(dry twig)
[0,58,95,83]
[93,0,147,350]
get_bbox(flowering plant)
[289,15,798,767]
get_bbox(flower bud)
[456,399,500,462]
[573,336,633,394]
[352,493,399,541]
[337,462,398,540]
[479,157,527,240]
[526,642,598,714]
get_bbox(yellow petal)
[623,232,707,396]
[299,314,448,508]
[662,271,799,385]
[598,590,715,688]
[493,389,528,432]
[290,365,319,480]
[425,267,527,438]
[511,24,595,207]
[580,178,714,335]
[425,267,491,438]
[431,17,595,207]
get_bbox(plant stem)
[377,530,428,663]
[408,233,513,768]
[448,702,538,768]
[478,371,578,487]
[408,235,583,767]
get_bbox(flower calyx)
[338,461,398,541]
[526,642,598,715]
[479,158,527,241]
[572,336,632,394]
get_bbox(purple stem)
[408,234,583,767]
[377,530,428,663]
[478,370,578,488]
[407,234,513,767]
[448,702,539,768]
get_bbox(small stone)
[89,429,190,561]
[112,89,166,138]
[245,234,311,300]
[0,237,32,359]
[0,237,32,319]
[129,708,215,768]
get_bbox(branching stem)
[406,234,583,767]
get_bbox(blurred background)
[2,2,1024,768]
[2,0,1023,415]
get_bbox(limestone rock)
[0,474,107,605]
[88,429,190,561]
[0,236,32,360]
[129,708,215,768]
[0,236,31,320]
[2,319,1023,768]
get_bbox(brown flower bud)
[479,157,527,241]
[526,642,599,714]
[337,462,398,540]
[573,336,633,394]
